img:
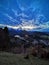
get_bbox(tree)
[3,27,10,50]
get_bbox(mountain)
[8,28,49,37]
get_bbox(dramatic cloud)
[0,0,49,32]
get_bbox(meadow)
[0,52,49,65]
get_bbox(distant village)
[0,27,49,59]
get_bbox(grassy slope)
[0,52,49,65]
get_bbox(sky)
[0,0,49,31]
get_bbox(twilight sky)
[0,0,49,31]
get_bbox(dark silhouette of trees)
[3,27,10,50]
[0,27,10,51]
[0,28,5,50]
